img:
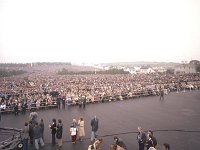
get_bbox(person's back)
[22,124,29,139]
[39,119,44,139]
[34,123,44,149]
[33,124,42,139]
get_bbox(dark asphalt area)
[1,90,200,150]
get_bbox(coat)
[33,125,42,139]
[56,123,63,139]
[22,126,29,139]
[78,120,85,137]
[91,118,98,132]
[50,122,57,134]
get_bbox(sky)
[0,0,200,64]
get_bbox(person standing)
[21,101,27,115]
[146,130,157,150]
[28,120,34,146]
[62,98,65,109]
[78,117,85,141]
[70,124,77,144]
[137,126,147,150]
[90,116,99,142]
[29,110,38,125]
[33,122,45,150]
[39,119,44,140]
[83,97,86,109]
[78,99,82,108]
[22,122,29,150]
[14,103,19,116]
[72,118,78,127]
[160,86,164,100]
[49,118,57,146]
[56,119,63,148]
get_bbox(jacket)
[56,123,63,139]
[22,126,29,139]
[91,118,98,132]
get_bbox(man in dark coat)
[22,122,29,150]
[90,116,99,141]
[49,118,57,146]
[21,101,27,115]
[29,121,34,145]
[56,119,63,148]
[14,103,19,116]
[39,118,44,140]
[83,97,86,108]
[33,122,44,150]
[137,126,147,150]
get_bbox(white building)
[139,66,155,74]
[175,60,200,74]
[175,64,196,74]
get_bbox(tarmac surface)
[1,90,200,150]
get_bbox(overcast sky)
[0,0,200,64]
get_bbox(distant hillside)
[0,62,96,74]
[101,61,180,68]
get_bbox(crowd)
[0,73,199,149]
[0,73,200,113]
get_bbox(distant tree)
[0,69,26,77]
[57,68,129,75]
[166,68,175,74]
[196,64,200,72]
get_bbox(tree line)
[0,69,26,77]
[58,68,130,75]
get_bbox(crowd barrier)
[0,127,23,150]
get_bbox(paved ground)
[1,90,200,150]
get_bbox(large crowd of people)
[0,74,200,110]
[0,72,200,149]
[0,73,200,113]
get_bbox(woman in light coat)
[78,117,85,141]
